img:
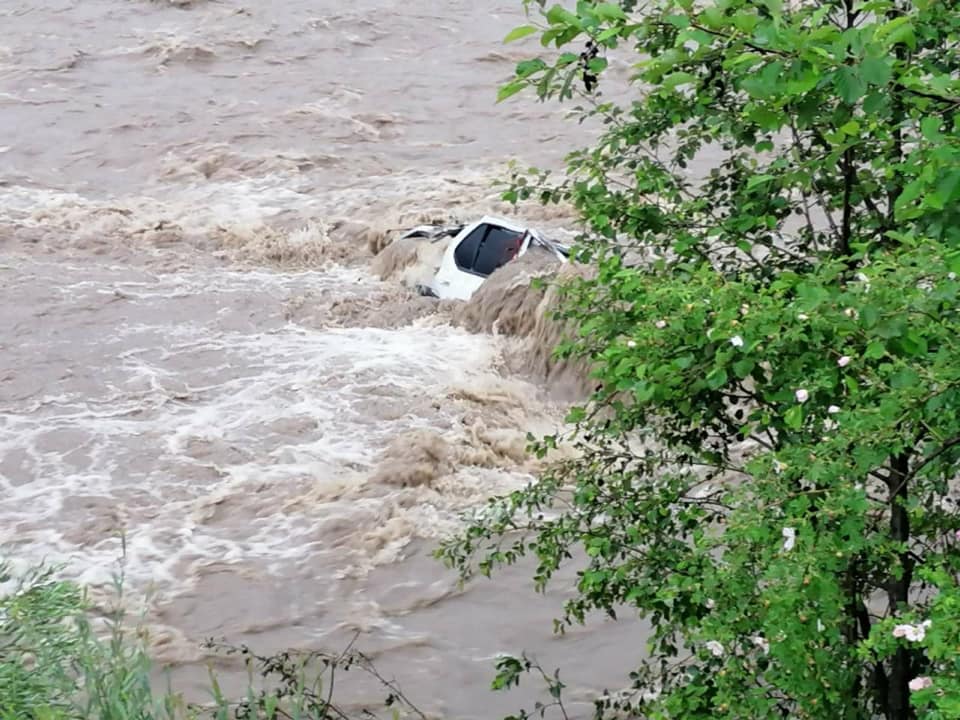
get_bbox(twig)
[324,631,361,717]
[353,651,430,720]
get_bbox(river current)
[0,1,645,716]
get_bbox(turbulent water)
[0,1,645,716]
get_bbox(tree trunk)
[885,451,914,720]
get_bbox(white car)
[399,215,571,300]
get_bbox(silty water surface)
[0,1,647,715]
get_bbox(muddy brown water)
[1,1,652,717]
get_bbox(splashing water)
[0,0,648,716]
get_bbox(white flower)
[627,340,637,348]
[909,676,933,692]
[844,307,858,318]
[906,624,926,641]
[730,335,744,348]
[795,388,809,403]
[773,459,787,474]
[950,272,957,281]
[705,640,724,657]
[705,598,716,609]
[797,313,809,321]
[837,355,852,367]
[782,527,797,552]
[751,635,770,653]
[740,304,750,315]
[816,619,825,633]
[655,319,667,329]
[893,623,928,642]
[828,405,840,414]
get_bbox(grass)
[0,557,428,720]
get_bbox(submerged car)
[398,215,571,300]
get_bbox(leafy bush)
[0,559,190,720]
[0,563,88,717]
[439,1,960,719]
[0,559,425,720]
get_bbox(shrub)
[0,558,426,720]
[439,1,960,718]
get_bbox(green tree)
[439,1,960,718]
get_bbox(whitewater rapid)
[0,0,647,716]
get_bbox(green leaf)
[634,381,656,402]
[516,58,547,78]
[732,13,758,33]
[747,174,776,189]
[860,56,891,86]
[760,0,783,15]
[536,65,557,97]
[839,120,860,136]
[596,26,622,43]
[742,61,784,98]
[797,282,830,308]
[921,116,942,141]
[784,404,803,430]
[497,80,526,103]
[559,65,577,99]
[662,71,697,89]
[861,305,880,328]
[835,66,867,104]
[504,25,539,44]
[749,107,782,131]
[546,4,582,28]
[891,368,920,389]
[565,405,587,423]
[898,330,928,357]
[877,17,916,49]
[595,2,627,21]
[875,318,905,339]
[701,6,724,28]
[706,366,728,389]
[865,340,885,359]
[733,358,756,379]
[896,179,925,211]
[540,27,561,46]
[845,376,860,396]
[588,57,609,73]
[863,91,887,114]
[937,170,960,204]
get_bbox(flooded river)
[0,1,645,716]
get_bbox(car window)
[472,226,523,276]
[454,225,485,271]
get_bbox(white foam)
[0,259,560,603]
